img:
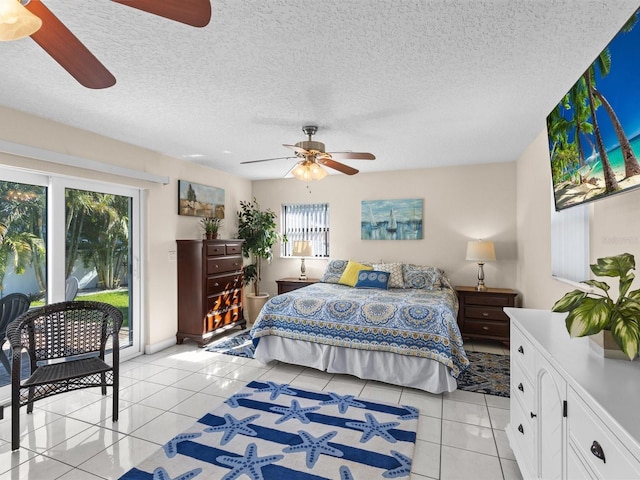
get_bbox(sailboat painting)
[361,199,423,240]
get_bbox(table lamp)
[466,240,496,291]
[293,240,313,280]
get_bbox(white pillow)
[373,262,404,288]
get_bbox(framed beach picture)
[178,180,225,218]
[361,198,423,240]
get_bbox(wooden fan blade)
[317,158,359,175]
[328,152,376,160]
[240,156,296,165]
[26,1,115,89]
[283,144,309,155]
[112,0,211,27]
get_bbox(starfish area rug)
[119,380,418,480]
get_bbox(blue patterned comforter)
[251,283,469,378]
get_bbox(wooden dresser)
[455,286,519,343]
[176,239,245,347]
[276,277,319,294]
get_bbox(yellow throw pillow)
[338,260,373,287]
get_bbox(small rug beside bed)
[206,332,511,398]
[120,380,418,480]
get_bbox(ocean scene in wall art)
[547,7,640,210]
[361,198,423,240]
[178,180,225,217]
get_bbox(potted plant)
[200,216,222,239]
[236,198,285,324]
[552,253,640,360]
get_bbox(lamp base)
[299,258,307,281]
[475,262,487,292]
[475,283,488,292]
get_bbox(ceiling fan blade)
[111,0,211,27]
[26,1,116,89]
[283,144,309,155]
[240,156,296,165]
[317,158,359,175]
[328,152,376,160]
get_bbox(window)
[551,197,590,285]
[282,203,329,257]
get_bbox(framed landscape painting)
[361,198,423,240]
[178,180,225,218]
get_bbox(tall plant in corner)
[237,198,284,296]
[552,253,640,360]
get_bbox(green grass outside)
[31,290,130,327]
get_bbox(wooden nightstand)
[455,286,520,343]
[276,277,319,294]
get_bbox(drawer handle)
[530,412,537,419]
[214,264,219,268]
[518,345,524,354]
[482,312,489,317]
[518,383,524,392]
[214,282,219,287]
[517,424,524,435]
[482,326,490,331]
[591,441,606,463]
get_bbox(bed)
[250,261,469,393]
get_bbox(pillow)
[373,262,404,288]
[338,260,373,287]
[402,264,443,290]
[355,270,389,290]
[321,259,349,283]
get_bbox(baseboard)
[144,336,176,355]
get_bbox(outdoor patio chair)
[0,293,31,375]
[65,276,79,301]
[7,300,123,451]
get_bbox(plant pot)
[205,232,218,239]
[589,330,637,360]
[245,293,269,326]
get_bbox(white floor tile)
[130,411,196,445]
[0,453,74,480]
[78,435,160,479]
[0,442,37,475]
[289,374,331,391]
[41,425,124,466]
[411,439,440,479]
[57,468,105,479]
[440,445,504,480]
[120,362,168,380]
[137,385,195,410]
[485,394,510,409]
[119,380,166,404]
[19,416,94,453]
[170,392,222,418]
[488,405,510,430]
[200,377,247,399]
[360,385,402,404]
[323,377,367,396]
[443,388,486,405]
[441,419,497,456]
[416,414,441,444]
[442,398,492,428]
[99,403,164,434]
[494,429,516,460]
[0,408,64,442]
[501,458,524,480]
[400,391,443,418]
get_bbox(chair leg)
[101,372,106,396]
[26,386,34,414]
[112,372,119,422]
[12,386,20,450]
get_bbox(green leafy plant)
[552,253,640,360]
[236,198,285,296]
[200,216,222,235]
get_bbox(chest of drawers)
[455,286,519,343]
[176,239,245,347]
[276,277,319,294]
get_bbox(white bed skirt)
[253,335,458,394]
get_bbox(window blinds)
[282,203,329,257]
[551,200,590,284]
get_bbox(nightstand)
[455,286,520,343]
[276,277,319,294]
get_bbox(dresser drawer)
[206,243,226,256]
[206,272,243,294]
[225,243,242,255]
[568,387,640,479]
[462,319,509,338]
[511,365,535,416]
[511,324,535,380]
[465,305,508,321]
[206,255,243,275]
[510,402,535,468]
[205,305,242,331]
[465,294,513,307]
[207,288,242,311]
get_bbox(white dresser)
[505,308,640,480]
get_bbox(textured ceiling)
[0,0,638,180]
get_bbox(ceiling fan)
[241,126,376,181]
[0,0,211,89]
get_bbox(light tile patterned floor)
[0,336,521,480]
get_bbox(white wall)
[0,106,252,350]
[252,162,518,297]
[515,128,640,308]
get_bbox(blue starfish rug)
[204,332,255,358]
[119,380,418,480]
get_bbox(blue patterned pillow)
[321,259,349,283]
[355,270,390,289]
[402,264,442,289]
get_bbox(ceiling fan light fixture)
[0,0,41,41]
[291,160,328,182]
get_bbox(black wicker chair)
[0,293,31,375]
[7,301,123,451]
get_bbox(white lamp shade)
[0,0,42,41]
[466,240,496,262]
[291,160,328,181]
[293,240,313,257]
